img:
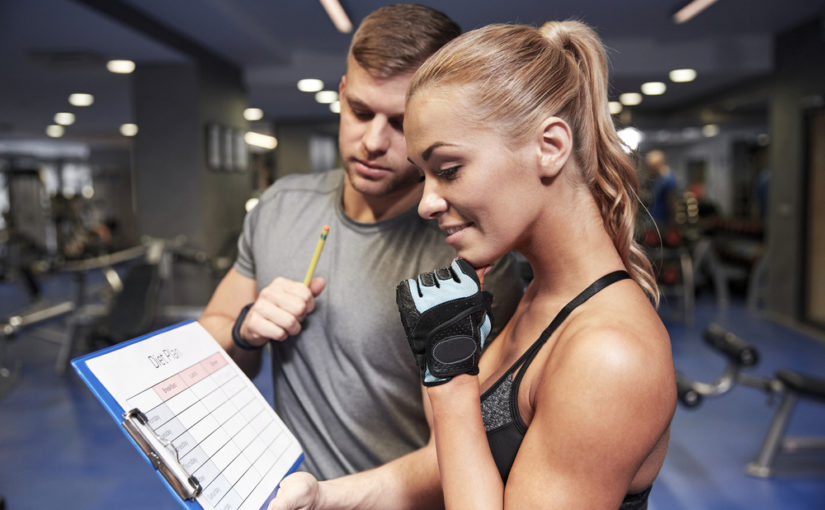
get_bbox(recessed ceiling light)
[106,59,135,74]
[669,68,697,83]
[297,79,324,93]
[244,108,264,121]
[46,125,64,138]
[641,82,667,95]
[619,92,643,106]
[608,101,623,115]
[244,131,278,150]
[330,101,341,114]
[54,112,75,125]
[69,93,94,107]
[315,90,339,104]
[120,123,139,137]
[702,124,719,137]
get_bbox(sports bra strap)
[510,270,631,371]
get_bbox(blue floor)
[1,276,824,509]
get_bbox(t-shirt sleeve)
[233,204,258,278]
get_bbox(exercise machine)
[677,323,825,477]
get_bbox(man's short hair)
[348,4,460,78]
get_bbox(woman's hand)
[396,258,493,386]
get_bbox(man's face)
[338,57,422,199]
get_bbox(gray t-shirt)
[235,169,523,479]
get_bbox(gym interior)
[1,1,824,509]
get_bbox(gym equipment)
[0,299,76,396]
[677,323,825,477]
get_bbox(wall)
[765,17,825,326]
[132,63,252,305]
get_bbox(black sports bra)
[480,270,652,510]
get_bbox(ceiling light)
[702,124,719,137]
[617,127,643,152]
[641,82,667,95]
[46,125,64,138]
[106,59,135,74]
[244,131,278,150]
[673,0,718,24]
[319,0,353,33]
[69,93,94,107]
[619,92,643,106]
[315,90,339,104]
[244,108,264,121]
[120,123,139,137]
[330,101,341,114]
[297,78,324,93]
[54,112,75,125]
[669,68,697,83]
[608,101,623,115]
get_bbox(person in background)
[271,19,675,510]
[645,149,679,226]
[199,2,523,486]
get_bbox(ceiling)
[0,0,822,147]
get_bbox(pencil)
[303,225,330,286]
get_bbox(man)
[645,149,679,226]
[199,3,522,483]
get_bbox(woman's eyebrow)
[421,142,456,161]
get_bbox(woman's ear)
[536,117,573,179]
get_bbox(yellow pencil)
[303,225,330,286]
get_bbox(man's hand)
[267,472,320,510]
[238,276,326,347]
[396,258,492,386]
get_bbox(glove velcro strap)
[425,304,485,380]
[429,335,479,376]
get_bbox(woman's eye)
[435,166,460,180]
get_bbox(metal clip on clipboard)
[122,408,203,501]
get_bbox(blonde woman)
[271,20,675,510]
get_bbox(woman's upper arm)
[504,327,675,509]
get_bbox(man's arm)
[199,268,264,378]
[270,387,443,510]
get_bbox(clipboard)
[72,320,304,510]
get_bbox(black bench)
[676,323,825,478]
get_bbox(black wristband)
[232,303,261,351]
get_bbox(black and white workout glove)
[396,258,493,386]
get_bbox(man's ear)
[339,75,346,95]
[536,117,573,179]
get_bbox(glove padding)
[396,258,492,386]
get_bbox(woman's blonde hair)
[408,21,659,304]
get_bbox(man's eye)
[353,110,373,121]
[435,166,460,180]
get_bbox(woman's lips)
[441,223,472,241]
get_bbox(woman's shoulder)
[544,285,674,398]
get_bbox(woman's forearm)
[427,375,504,510]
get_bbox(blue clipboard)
[71,320,304,510]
